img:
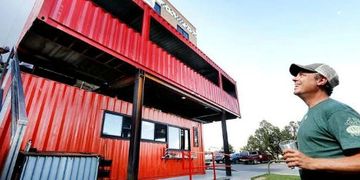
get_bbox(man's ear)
[317,76,328,86]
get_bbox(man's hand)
[283,149,317,170]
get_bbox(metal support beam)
[127,70,145,180]
[141,6,150,42]
[221,111,232,176]
[140,6,150,65]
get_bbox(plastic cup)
[279,140,297,152]
[279,140,298,170]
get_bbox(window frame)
[101,111,191,150]
[154,122,167,142]
[193,127,199,147]
[140,119,168,143]
[141,120,155,141]
[167,125,191,151]
[154,2,161,15]
[176,25,189,40]
[101,110,132,139]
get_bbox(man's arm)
[283,149,360,172]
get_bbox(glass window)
[183,129,189,150]
[102,112,188,149]
[121,118,131,138]
[103,113,123,136]
[168,126,180,149]
[102,112,131,138]
[177,25,189,40]
[168,126,190,150]
[154,2,161,15]
[154,123,167,142]
[193,127,199,147]
[141,121,155,140]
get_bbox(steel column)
[141,6,150,42]
[127,70,145,180]
[221,111,231,176]
[140,5,150,67]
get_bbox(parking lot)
[164,162,300,180]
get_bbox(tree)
[242,120,300,159]
[281,121,299,140]
[242,120,282,159]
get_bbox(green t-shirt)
[297,98,360,158]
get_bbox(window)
[102,112,188,149]
[193,127,199,147]
[154,123,167,142]
[168,126,190,150]
[168,126,180,149]
[141,121,167,142]
[154,2,161,15]
[183,129,189,150]
[102,112,131,138]
[177,25,189,40]
[141,121,155,140]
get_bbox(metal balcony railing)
[0,48,29,180]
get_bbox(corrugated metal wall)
[39,0,239,116]
[0,73,205,179]
[20,155,99,180]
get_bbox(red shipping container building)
[0,0,240,179]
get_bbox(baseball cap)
[289,63,339,88]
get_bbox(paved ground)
[163,162,300,180]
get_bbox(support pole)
[127,8,149,178]
[140,5,150,63]
[127,70,145,180]
[141,6,150,42]
[221,111,231,176]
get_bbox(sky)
[169,0,360,151]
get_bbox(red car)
[239,151,271,164]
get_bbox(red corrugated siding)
[37,0,240,116]
[0,73,205,179]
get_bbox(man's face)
[292,71,319,97]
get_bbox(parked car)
[214,152,225,163]
[230,151,249,164]
[239,150,270,164]
[204,152,212,167]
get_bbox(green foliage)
[242,120,299,159]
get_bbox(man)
[284,63,360,179]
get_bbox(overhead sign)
[162,3,197,37]
[142,0,197,38]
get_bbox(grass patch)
[251,173,300,180]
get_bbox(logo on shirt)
[302,114,308,121]
[345,117,360,136]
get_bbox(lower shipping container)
[0,73,205,179]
